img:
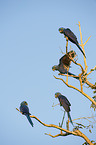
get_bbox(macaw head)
[55,92,61,98]
[20,101,28,106]
[58,27,64,33]
[52,65,58,71]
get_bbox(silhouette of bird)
[55,92,73,125]
[52,50,79,80]
[20,101,34,127]
[59,27,86,57]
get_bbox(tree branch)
[78,21,88,73]
[53,75,96,106]
[84,36,91,46]
[16,108,94,145]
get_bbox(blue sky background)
[0,0,96,145]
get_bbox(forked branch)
[53,75,96,106]
[16,108,94,145]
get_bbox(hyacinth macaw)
[20,101,34,127]
[55,92,73,125]
[52,50,79,80]
[59,27,86,57]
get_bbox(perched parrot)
[52,50,79,80]
[55,92,73,125]
[20,101,34,127]
[59,27,86,58]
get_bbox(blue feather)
[67,112,74,126]
[26,114,34,127]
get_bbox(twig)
[52,103,60,107]
[86,66,96,77]
[73,116,96,124]
[45,132,71,137]
[84,36,91,46]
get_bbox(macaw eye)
[24,101,27,105]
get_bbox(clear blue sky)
[0,0,96,145]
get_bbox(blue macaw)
[59,27,86,57]
[55,92,73,126]
[20,101,34,127]
[52,50,80,80]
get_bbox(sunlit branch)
[30,115,76,134]
[16,108,94,144]
[86,66,96,77]
[85,80,96,89]
[74,130,94,145]
[53,75,96,106]
[16,108,76,135]
[69,55,85,74]
[45,132,71,137]
[73,115,96,123]
[84,36,91,46]
[78,21,88,73]
[79,75,83,92]
[59,73,80,78]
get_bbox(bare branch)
[45,132,71,137]
[74,130,94,145]
[73,116,96,123]
[16,108,76,135]
[86,66,96,77]
[84,36,91,46]
[78,21,88,73]
[53,75,96,106]
[16,108,94,144]
[52,103,60,107]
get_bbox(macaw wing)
[59,50,76,68]
[59,95,71,106]
[20,104,30,115]
[64,28,78,44]
[59,96,71,112]
[59,54,71,68]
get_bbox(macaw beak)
[59,29,62,33]
[55,94,58,98]
[25,102,28,105]
[52,68,55,71]
[52,67,55,71]
[24,101,28,106]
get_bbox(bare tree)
[16,22,96,145]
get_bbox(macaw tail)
[67,112,74,126]
[76,43,86,58]
[68,72,84,83]
[68,72,79,80]
[26,114,34,127]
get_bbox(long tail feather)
[76,43,86,58]
[68,72,79,80]
[26,114,34,127]
[67,112,74,126]
[68,72,84,82]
